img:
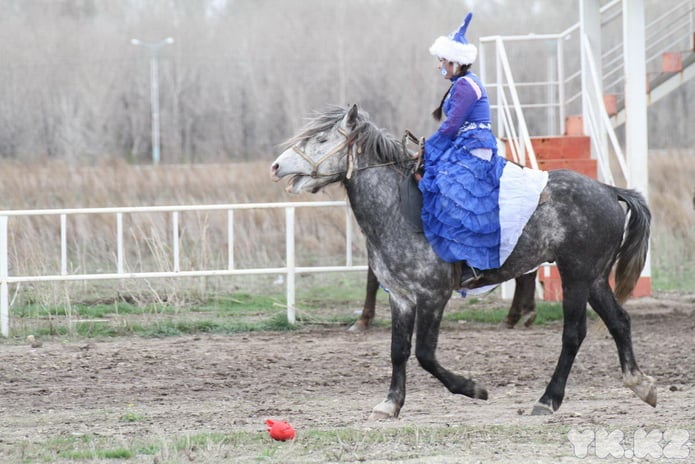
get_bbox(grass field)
[8,281,569,339]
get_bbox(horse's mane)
[283,106,413,168]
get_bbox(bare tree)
[0,0,691,163]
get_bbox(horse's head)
[270,105,360,194]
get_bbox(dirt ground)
[0,291,693,463]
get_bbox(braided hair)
[432,63,472,121]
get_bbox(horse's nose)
[270,162,280,181]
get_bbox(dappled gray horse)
[271,105,656,419]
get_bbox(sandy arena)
[0,292,693,463]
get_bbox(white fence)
[0,201,368,337]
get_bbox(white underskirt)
[463,163,548,297]
[498,163,548,265]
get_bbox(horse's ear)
[343,104,359,130]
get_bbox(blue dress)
[419,73,507,269]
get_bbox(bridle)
[291,126,360,179]
[290,125,421,181]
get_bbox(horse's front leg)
[369,292,416,420]
[415,294,488,400]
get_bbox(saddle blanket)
[498,163,548,265]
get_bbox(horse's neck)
[344,167,402,239]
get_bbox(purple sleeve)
[437,79,479,139]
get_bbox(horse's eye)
[317,136,328,144]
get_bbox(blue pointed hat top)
[451,12,473,44]
[429,11,477,64]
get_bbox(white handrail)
[480,0,694,140]
[498,88,523,164]
[581,34,629,184]
[0,200,367,336]
[494,38,539,169]
[481,32,573,139]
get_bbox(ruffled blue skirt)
[419,127,506,269]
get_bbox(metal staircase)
[479,0,694,185]
[478,0,694,300]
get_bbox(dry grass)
[0,158,365,306]
[0,150,693,309]
[648,150,695,288]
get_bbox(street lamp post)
[131,37,174,165]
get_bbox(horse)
[349,264,538,332]
[270,104,656,418]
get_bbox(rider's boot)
[460,262,482,288]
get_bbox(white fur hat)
[429,12,477,65]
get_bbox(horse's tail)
[613,187,651,303]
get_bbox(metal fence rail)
[0,201,367,337]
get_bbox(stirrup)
[460,265,481,288]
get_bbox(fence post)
[61,214,67,275]
[172,211,180,272]
[117,213,124,274]
[285,207,296,324]
[1,216,9,337]
[227,209,234,270]
[345,207,353,266]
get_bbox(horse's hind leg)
[349,266,379,332]
[370,293,416,420]
[588,281,656,407]
[503,272,537,328]
[414,295,488,400]
[532,282,589,415]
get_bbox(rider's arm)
[436,78,479,138]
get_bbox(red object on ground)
[265,419,296,441]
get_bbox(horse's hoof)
[368,410,392,421]
[531,403,554,415]
[644,387,657,407]
[347,321,368,333]
[369,400,399,420]
[474,386,489,400]
[521,311,536,327]
[499,319,516,329]
[625,372,657,407]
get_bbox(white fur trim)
[429,36,477,65]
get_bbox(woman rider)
[419,12,506,288]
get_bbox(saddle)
[399,130,425,234]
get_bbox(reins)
[401,129,425,179]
